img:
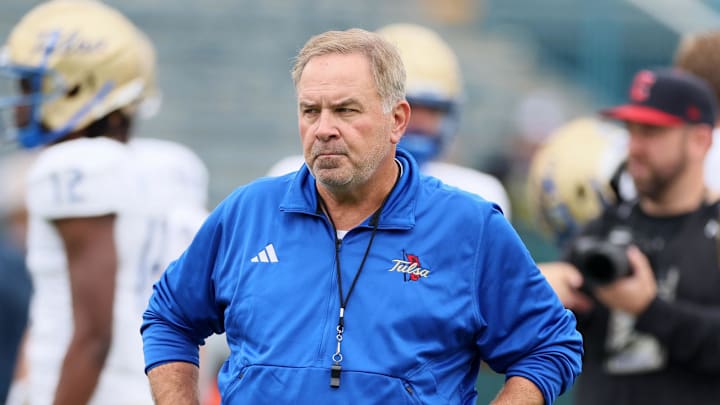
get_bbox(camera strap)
[608,160,627,203]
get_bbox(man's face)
[625,122,690,200]
[296,52,400,190]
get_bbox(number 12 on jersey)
[50,169,84,204]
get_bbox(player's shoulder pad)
[128,137,209,209]
[27,138,134,219]
[423,161,511,218]
[129,138,208,173]
[30,137,130,176]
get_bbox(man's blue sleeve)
[474,210,583,404]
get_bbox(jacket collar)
[279,148,418,230]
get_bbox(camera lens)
[582,252,619,285]
[569,230,634,286]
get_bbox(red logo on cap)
[687,105,701,121]
[630,70,656,102]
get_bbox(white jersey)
[266,155,512,219]
[128,137,209,211]
[422,161,511,219]
[25,137,208,405]
[128,138,209,278]
[706,129,720,193]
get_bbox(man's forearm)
[491,376,544,405]
[148,361,200,405]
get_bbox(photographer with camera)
[537,67,720,405]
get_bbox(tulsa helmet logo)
[388,252,431,282]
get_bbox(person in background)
[0,231,29,405]
[267,23,511,219]
[0,1,208,403]
[0,152,35,404]
[141,27,582,405]
[535,68,720,405]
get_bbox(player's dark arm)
[52,214,116,405]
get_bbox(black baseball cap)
[602,68,717,127]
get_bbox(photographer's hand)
[538,262,593,313]
[593,245,657,315]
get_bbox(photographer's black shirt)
[568,200,720,405]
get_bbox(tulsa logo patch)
[388,251,431,282]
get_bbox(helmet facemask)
[0,33,71,148]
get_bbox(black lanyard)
[317,163,401,388]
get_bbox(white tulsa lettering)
[388,259,431,278]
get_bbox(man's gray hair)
[291,28,406,113]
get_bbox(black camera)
[569,228,634,286]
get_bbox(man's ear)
[691,124,713,155]
[389,100,411,145]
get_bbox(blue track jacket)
[142,149,582,404]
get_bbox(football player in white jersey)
[0,1,208,404]
[267,23,511,219]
